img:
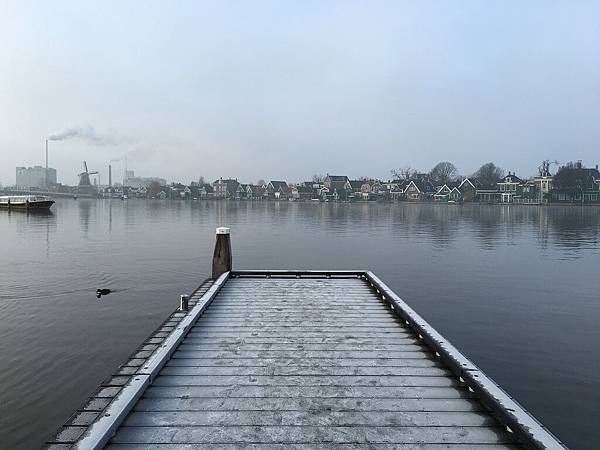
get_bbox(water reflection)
[0,200,599,449]
[78,199,93,235]
[12,201,600,257]
[108,201,113,234]
[195,202,600,256]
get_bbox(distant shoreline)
[47,197,600,207]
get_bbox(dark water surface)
[0,199,599,449]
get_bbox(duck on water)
[0,195,55,210]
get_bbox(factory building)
[16,166,57,189]
[123,170,166,188]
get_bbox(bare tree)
[312,174,324,183]
[429,162,458,185]
[473,162,504,186]
[198,176,205,185]
[391,166,417,180]
[256,179,266,186]
[557,161,582,172]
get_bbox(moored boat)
[0,195,55,210]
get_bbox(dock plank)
[181,336,421,344]
[110,425,514,444]
[143,385,474,399]
[133,397,488,412]
[151,374,459,387]
[160,365,450,376]
[176,343,426,351]
[187,331,414,338]
[166,357,442,367]
[108,445,520,450]
[172,350,431,359]
[122,410,498,427]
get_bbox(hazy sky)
[1,1,599,186]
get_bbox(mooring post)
[212,227,232,279]
[179,294,189,311]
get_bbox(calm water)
[1,199,599,449]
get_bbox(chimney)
[109,164,112,187]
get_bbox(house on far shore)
[345,179,382,201]
[321,174,352,201]
[497,172,523,203]
[320,186,350,202]
[235,183,248,200]
[434,181,461,202]
[323,175,350,190]
[265,180,290,200]
[387,180,407,201]
[290,185,315,201]
[189,183,212,199]
[369,180,385,199]
[433,178,480,203]
[349,180,365,200]
[475,184,499,203]
[246,184,265,200]
[404,179,435,201]
[213,178,239,198]
[199,183,213,198]
[458,178,478,202]
[517,180,540,203]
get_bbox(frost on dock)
[46,228,564,449]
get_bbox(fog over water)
[0,200,599,448]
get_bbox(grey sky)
[1,1,599,186]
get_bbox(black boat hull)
[0,200,55,210]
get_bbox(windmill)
[78,161,98,187]
[77,161,100,196]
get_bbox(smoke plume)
[110,146,157,163]
[47,125,130,146]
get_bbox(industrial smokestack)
[45,140,48,169]
[109,164,112,187]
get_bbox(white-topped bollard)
[212,227,232,279]
[179,294,189,311]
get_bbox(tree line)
[391,162,505,186]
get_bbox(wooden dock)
[46,230,565,449]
